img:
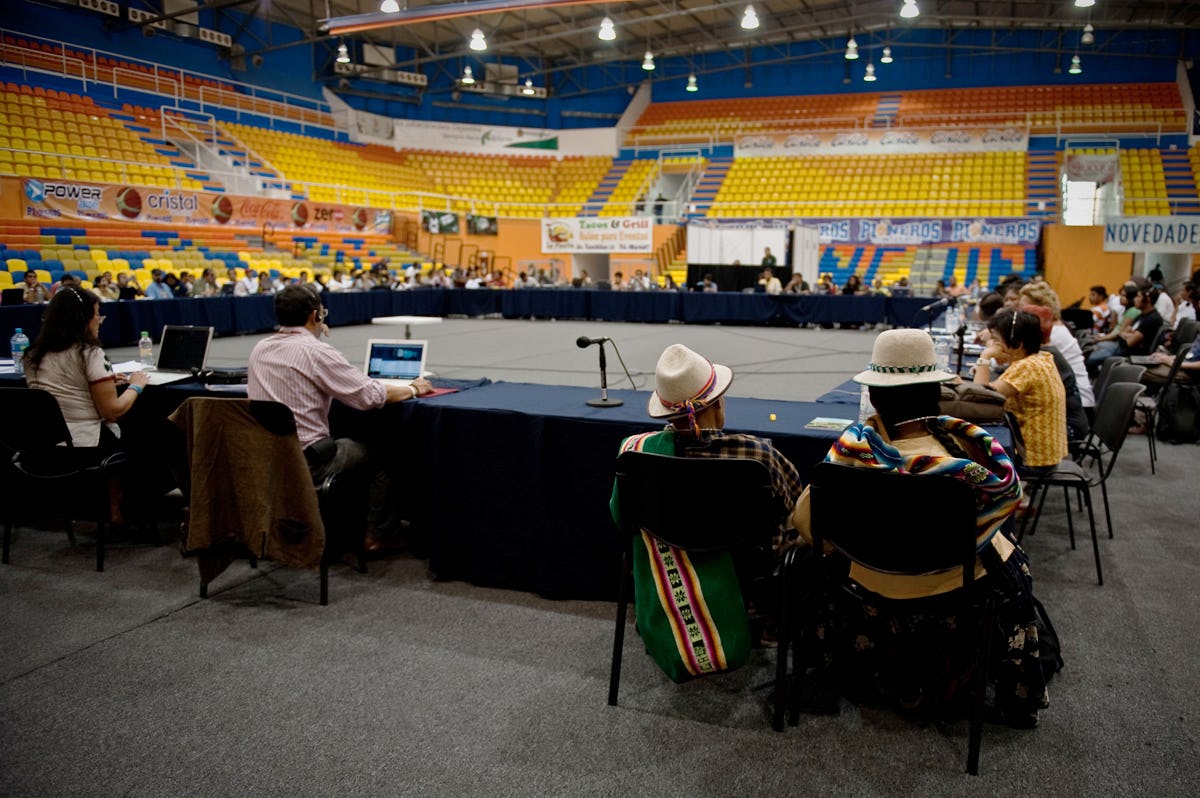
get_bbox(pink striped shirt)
[247,327,388,448]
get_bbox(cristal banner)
[803,217,1042,245]
[541,216,654,253]
[7,177,390,233]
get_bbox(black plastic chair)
[1135,320,1197,472]
[1019,381,1145,585]
[608,450,790,730]
[0,387,127,571]
[805,462,992,775]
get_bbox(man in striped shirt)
[248,285,431,551]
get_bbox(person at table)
[23,287,149,450]
[761,247,777,269]
[22,270,50,304]
[143,269,173,300]
[234,268,258,297]
[247,285,432,553]
[973,309,1067,474]
[164,272,188,298]
[611,271,627,291]
[93,274,119,302]
[1085,286,1164,377]
[50,273,79,296]
[696,273,718,293]
[256,271,277,295]
[784,273,810,294]
[115,272,143,299]
[196,268,221,298]
[790,328,1049,727]
[758,267,782,295]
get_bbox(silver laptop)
[364,338,428,387]
[144,325,214,385]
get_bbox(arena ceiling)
[209,1,1198,85]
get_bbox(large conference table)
[0,289,937,348]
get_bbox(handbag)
[939,382,1008,424]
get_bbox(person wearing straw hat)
[789,328,1050,727]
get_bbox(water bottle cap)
[141,331,149,336]
[14,328,21,333]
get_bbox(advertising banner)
[421,210,460,234]
[729,217,1046,246]
[1104,216,1200,253]
[466,214,499,235]
[1065,153,1118,185]
[393,118,558,153]
[734,126,1028,158]
[541,217,653,253]
[11,177,388,233]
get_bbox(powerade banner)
[1104,216,1200,253]
[541,217,653,253]
[734,126,1028,158]
[803,217,1042,245]
[13,177,384,232]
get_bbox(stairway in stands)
[1025,150,1060,217]
[871,93,902,128]
[1161,148,1200,214]
[109,108,225,193]
[687,156,732,218]
[582,159,629,216]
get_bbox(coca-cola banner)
[7,177,390,233]
[1064,153,1118,185]
[734,127,1028,158]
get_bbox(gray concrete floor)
[108,318,882,403]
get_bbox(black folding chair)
[1135,319,1197,472]
[806,462,992,775]
[608,450,791,730]
[0,388,127,571]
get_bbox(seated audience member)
[946,276,969,298]
[164,273,188,298]
[1020,304,1090,440]
[1000,279,1024,310]
[313,273,331,293]
[661,274,680,291]
[512,271,538,289]
[630,269,652,291]
[611,271,627,291]
[1019,282,1095,413]
[1088,285,1116,336]
[196,268,221,298]
[24,288,149,451]
[93,274,119,302]
[790,328,1048,727]
[1086,286,1164,375]
[294,270,310,287]
[50,273,80,296]
[235,268,258,297]
[247,286,433,552]
[256,271,276,295]
[1165,282,1198,347]
[144,269,173,300]
[974,309,1068,473]
[1152,277,1176,328]
[578,270,593,287]
[934,279,949,298]
[1144,333,1200,388]
[22,270,51,304]
[759,267,783,295]
[890,276,912,298]
[697,273,718,293]
[817,273,836,295]
[784,273,810,294]
[115,272,142,299]
[178,271,195,297]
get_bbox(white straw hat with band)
[853,329,956,387]
[647,344,734,420]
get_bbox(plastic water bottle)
[10,328,29,376]
[934,335,952,374]
[944,299,960,333]
[138,331,154,367]
[858,383,875,423]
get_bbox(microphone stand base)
[587,397,624,408]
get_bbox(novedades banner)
[1104,216,1200,253]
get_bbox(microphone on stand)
[577,335,623,408]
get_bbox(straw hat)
[853,329,956,387]
[647,344,734,418]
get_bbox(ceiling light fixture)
[686,73,698,92]
[522,78,536,95]
[844,36,859,60]
[469,28,487,51]
[863,62,876,82]
[1081,23,1095,45]
[335,42,350,64]
[741,5,760,30]
[379,0,399,13]
[642,50,655,70]
[1069,54,1082,74]
[598,17,616,41]
[1074,0,1095,7]
[900,0,920,19]
[880,46,893,64]
[461,65,475,85]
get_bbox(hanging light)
[686,73,698,92]
[521,78,536,95]
[863,62,877,82]
[844,36,859,60]
[335,42,350,64]
[1068,54,1082,74]
[380,0,400,13]
[1074,0,1095,7]
[741,5,760,30]
[900,0,920,19]
[880,46,893,64]
[460,65,475,85]
[598,17,616,41]
[1081,23,1095,45]
[642,50,655,70]
[469,28,487,51]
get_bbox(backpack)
[1032,596,1064,681]
[1155,382,1200,444]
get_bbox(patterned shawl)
[826,415,1022,552]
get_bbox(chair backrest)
[1091,355,1127,404]
[614,450,776,553]
[808,462,978,585]
[1089,381,1146,458]
[1061,307,1094,334]
[1174,317,1197,350]
[0,388,74,454]
[1107,363,1146,388]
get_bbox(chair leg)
[199,579,208,599]
[1017,483,1040,542]
[608,548,631,707]
[95,521,105,572]
[773,557,790,732]
[1025,484,1050,540]
[319,560,329,606]
[1081,488,1103,586]
[1062,486,1076,550]
[65,519,77,546]
[966,597,996,776]
[2,520,11,564]
[1145,408,1157,474]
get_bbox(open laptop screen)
[156,325,213,372]
[365,340,426,381]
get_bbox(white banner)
[1104,216,1200,253]
[393,119,559,153]
[734,126,1028,158]
[542,217,653,253]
